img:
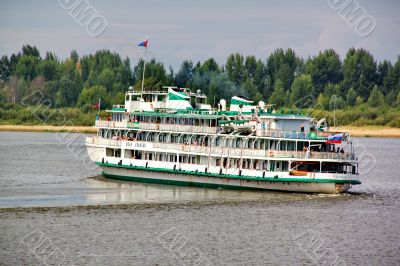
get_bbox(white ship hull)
[99,164,352,194]
[86,138,359,194]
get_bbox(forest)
[0,45,399,127]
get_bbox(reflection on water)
[84,176,306,205]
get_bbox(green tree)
[0,55,10,82]
[324,83,341,98]
[241,79,262,102]
[192,58,221,97]
[201,58,219,73]
[40,58,58,81]
[225,53,245,85]
[316,93,329,110]
[396,90,400,106]
[175,60,194,87]
[70,50,79,64]
[269,79,285,107]
[329,95,346,110]
[267,48,301,91]
[208,73,237,106]
[367,85,385,107]
[98,68,115,92]
[244,55,257,81]
[133,59,168,90]
[16,55,40,80]
[305,49,342,95]
[346,88,357,106]
[77,85,108,108]
[21,45,40,58]
[289,74,314,106]
[342,48,377,99]
[377,60,393,95]
[387,57,400,96]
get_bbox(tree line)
[1,44,399,114]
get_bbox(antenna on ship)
[137,36,149,96]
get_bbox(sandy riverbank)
[0,124,96,133]
[1,124,399,137]
[330,126,400,138]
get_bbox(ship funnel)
[220,99,226,111]
[258,101,265,109]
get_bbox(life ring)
[268,151,274,157]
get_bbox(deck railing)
[86,136,122,147]
[95,120,217,134]
[95,120,348,142]
[87,136,355,160]
[256,129,349,141]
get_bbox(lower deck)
[99,163,358,194]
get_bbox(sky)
[0,0,399,69]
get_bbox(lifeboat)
[289,170,308,176]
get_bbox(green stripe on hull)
[97,162,361,185]
[102,172,272,191]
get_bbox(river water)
[0,132,399,265]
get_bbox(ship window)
[253,160,258,170]
[106,148,113,156]
[282,161,288,171]
[287,141,295,151]
[126,95,130,101]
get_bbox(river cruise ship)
[85,86,361,193]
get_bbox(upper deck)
[95,86,349,142]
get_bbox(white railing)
[95,120,217,134]
[86,136,121,147]
[87,136,355,161]
[95,120,127,128]
[269,150,355,160]
[256,129,349,141]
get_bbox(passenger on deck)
[305,147,311,159]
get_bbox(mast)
[138,36,149,96]
[141,46,147,95]
[98,97,101,116]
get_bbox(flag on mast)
[137,36,149,94]
[137,38,148,48]
[326,133,343,144]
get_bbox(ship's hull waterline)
[99,164,355,194]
